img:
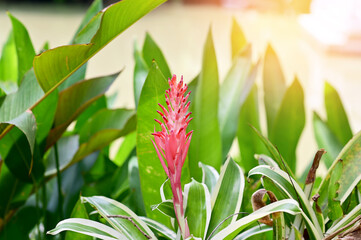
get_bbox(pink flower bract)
[151,74,192,238]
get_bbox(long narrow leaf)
[82,196,156,240]
[48,218,125,240]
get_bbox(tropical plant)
[0,0,166,238]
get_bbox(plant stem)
[54,143,64,239]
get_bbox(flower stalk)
[151,75,193,239]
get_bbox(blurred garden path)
[1,2,361,174]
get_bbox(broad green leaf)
[82,196,156,240]
[142,33,171,79]
[234,224,272,240]
[45,135,79,177]
[219,46,255,159]
[73,108,136,163]
[237,86,268,172]
[133,42,149,108]
[269,78,305,172]
[4,130,43,182]
[46,73,118,148]
[231,17,247,60]
[136,62,170,226]
[327,159,343,220]
[48,218,125,240]
[317,130,361,214]
[0,31,18,83]
[7,13,35,84]
[184,179,211,239]
[210,199,310,240]
[74,95,107,132]
[151,200,176,219]
[189,29,222,180]
[0,70,43,153]
[199,162,219,195]
[251,126,295,180]
[263,45,286,134]
[325,82,353,145]
[248,165,323,237]
[312,112,342,168]
[206,158,244,237]
[326,202,361,235]
[33,89,58,144]
[0,163,32,218]
[113,131,136,167]
[65,198,92,240]
[33,0,166,93]
[139,216,176,240]
[72,0,103,43]
[128,157,146,216]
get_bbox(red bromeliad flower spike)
[151,75,192,239]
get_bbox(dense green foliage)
[0,0,360,239]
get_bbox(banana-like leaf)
[234,224,272,240]
[33,0,166,93]
[184,179,212,239]
[327,159,343,220]
[139,216,176,240]
[0,31,17,84]
[231,18,247,60]
[136,62,171,226]
[72,0,103,43]
[48,218,126,240]
[248,165,323,237]
[7,12,35,84]
[206,158,245,238]
[82,196,156,240]
[317,130,361,214]
[210,199,320,240]
[237,86,269,172]
[199,162,219,195]
[188,29,222,180]
[269,78,305,172]
[324,82,353,145]
[263,45,286,134]
[312,112,342,168]
[46,73,118,148]
[73,108,136,163]
[0,70,43,153]
[219,46,255,159]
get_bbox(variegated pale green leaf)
[139,216,176,240]
[82,196,156,240]
[206,158,244,238]
[248,165,323,238]
[234,224,272,240]
[210,199,308,240]
[151,200,176,219]
[184,179,211,239]
[199,162,219,195]
[48,218,125,240]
